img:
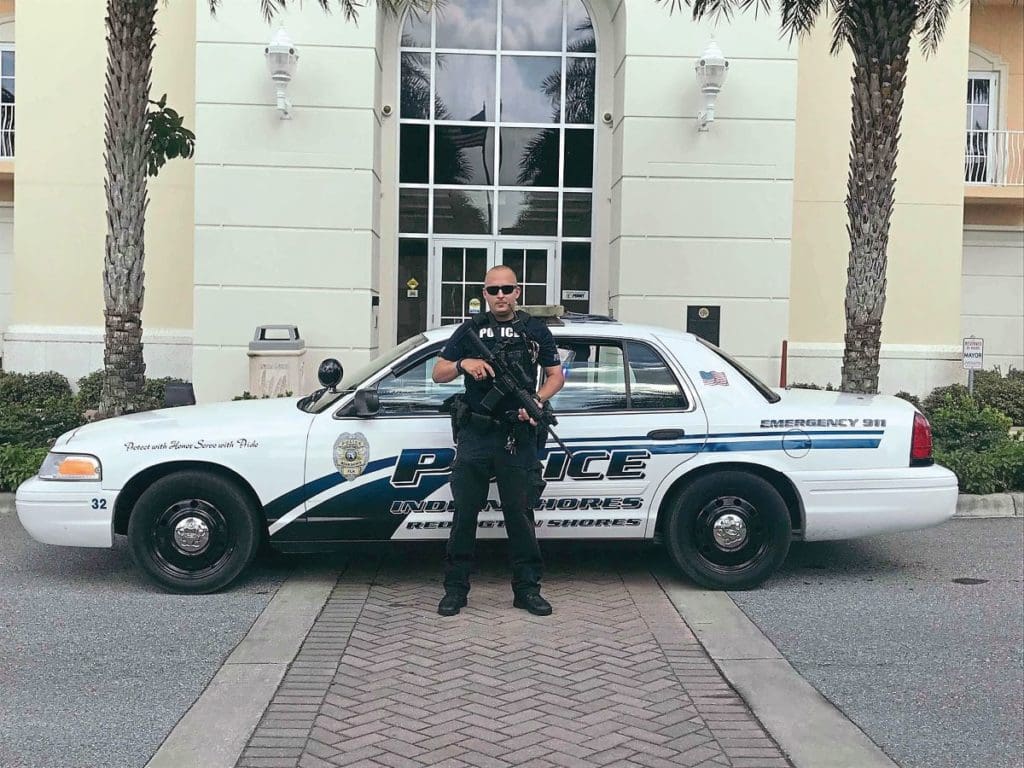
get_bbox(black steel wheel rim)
[691,495,769,573]
[150,499,234,581]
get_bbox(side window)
[374,352,462,415]
[548,341,628,412]
[626,341,688,410]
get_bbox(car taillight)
[910,412,934,466]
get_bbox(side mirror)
[318,358,343,391]
[352,389,380,417]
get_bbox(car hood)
[59,397,315,449]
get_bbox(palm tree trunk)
[840,0,917,394]
[99,0,156,417]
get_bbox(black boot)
[437,592,467,616]
[513,592,552,616]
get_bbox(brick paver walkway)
[235,546,791,768]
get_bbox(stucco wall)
[609,0,796,383]
[192,2,382,402]
[0,203,11,341]
[788,5,971,392]
[5,0,194,382]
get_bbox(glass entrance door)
[499,243,556,308]
[431,240,493,327]
[430,240,556,327]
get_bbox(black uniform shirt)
[441,313,560,415]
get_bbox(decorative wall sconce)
[265,27,299,119]
[695,39,728,131]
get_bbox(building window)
[965,72,998,184]
[396,0,597,334]
[0,47,12,159]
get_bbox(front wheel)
[665,471,791,590]
[127,471,262,593]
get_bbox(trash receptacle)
[247,325,306,398]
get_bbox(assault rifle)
[460,320,572,457]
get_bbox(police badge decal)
[333,433,370,481]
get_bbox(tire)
[665,471,791,590]
[127,470,262,594]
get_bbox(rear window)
[696,337,780,404]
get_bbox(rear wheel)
[665,471,791,590]
[127,471,261,594]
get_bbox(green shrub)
[894,390,922,411]
[930,396,1012,454]
[936,442,1024,494]
[0,371,73,407]
[0,396,87,448]
[232,390,293,401]
[934,449,998,494]
[75,371,104,410]
[76,371,190,411]
[1000,441,1024,490]
[972,368,1024,426]
[787,382,836,391]
[0,444,50,492]
[921,384,971,416]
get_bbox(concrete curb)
[653,564,900,768]
[954,492,1023,518]
[143,566,341,768]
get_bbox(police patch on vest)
[333,433,370,480]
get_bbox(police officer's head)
[482,265,520,321]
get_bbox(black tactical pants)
[443,422,544,598]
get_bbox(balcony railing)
[965,129,1023,186]
[0,103,12,159]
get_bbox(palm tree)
[664,0,961,393]
[99,0,429,416]
[100,0,157,417]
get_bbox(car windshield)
[696,337,781,404]
[299,334,428,413]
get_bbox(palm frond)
[779,0,825,42]
[828,0,855,55]
[207,0,432,23]
[380,0,436,19]
[688,0,772,22]
[916,0,953,56]
[657,0,692,14]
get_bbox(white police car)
[16,315,958,593]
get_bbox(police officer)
[432,265,565,617]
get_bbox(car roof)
[421,316,696,344]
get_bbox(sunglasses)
[484,284,517,296]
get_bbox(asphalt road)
[3,495,1022,768]
[0,503,295,768]
[730,518,1024,768]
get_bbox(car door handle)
[647,429,686,440]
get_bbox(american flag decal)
[700,370,729,386]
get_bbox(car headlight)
[38,453,103,481]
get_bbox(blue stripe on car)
[264,456,397,521]
[266,431,882,525]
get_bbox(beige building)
[1,0,1021,403]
